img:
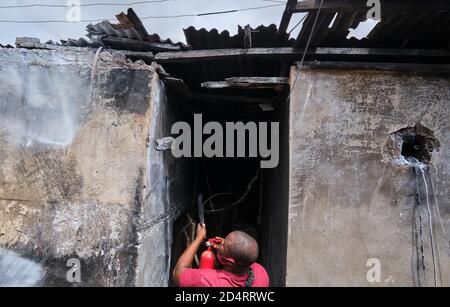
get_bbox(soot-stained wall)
[135,74,193,287]
[260,99,289,287]
[0,47,184,286]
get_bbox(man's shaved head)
[224,231,259,267]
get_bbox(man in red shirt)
[173,224,269,287]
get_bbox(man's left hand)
[196,224,207,242]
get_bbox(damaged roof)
[184,24,295,50]
[56,8,190,52]
[292,0,450,49]
[85,8,190,52]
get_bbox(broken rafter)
[293,9,335,49]
[160,75,282,105]
[116,9,149,37]
[292,0,450,13]
[279,0,298,34]
[299,61,450,73]
[201,77,289,90]
[155,48,295,63]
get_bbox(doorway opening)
[166,82,290,287]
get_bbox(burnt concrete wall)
[260,100,289,287]
[0,47,183,286]
[288,65,450,287]
[135,74,192,287]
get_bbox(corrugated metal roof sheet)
[184,24,295,50]
[157,24,296,91]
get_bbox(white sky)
[0,0,304,45]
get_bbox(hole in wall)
[383,123,441,166]
[401,134,428,162]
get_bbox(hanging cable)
[288,13,307,35]
[203,193,255,214]
[420,168,438,287]
[0,3,284,23]
[204,168,260,214]
[0,0,175,9]
[282,0,325,106]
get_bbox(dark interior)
[167,86,289,287]
[401,134,428,162]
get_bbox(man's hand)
[173,223,207,286]
[196,224,207,242]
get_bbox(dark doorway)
[167,90,290,287]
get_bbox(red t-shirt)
[179,263,269,287]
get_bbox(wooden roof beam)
[202,77,289,90]
[155,47,450,63]
[279,0,298,34]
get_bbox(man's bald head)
[224,231,259,267]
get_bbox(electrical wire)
[0,0,175,9]
[288,13,307,35]
[260,0,286,4]
[282,0,325,105]
[203,193,254,214]
[0,0,284,9]
[413,168,427,287]
[0,3,284,23]
[420,169,438,287]
[204,168,260,214]
[204,162,216,211]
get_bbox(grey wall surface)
[288,65,450,287]
[0,47,181,286]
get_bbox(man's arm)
[173,224,207,286]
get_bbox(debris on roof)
[60,37,91,48]
[15,37,155,64]
[85,8,190,52]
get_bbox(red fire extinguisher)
[199,243,216,270]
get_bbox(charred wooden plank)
[201,77,289,90]
[155,47,450,63]
[279,0,299,34]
